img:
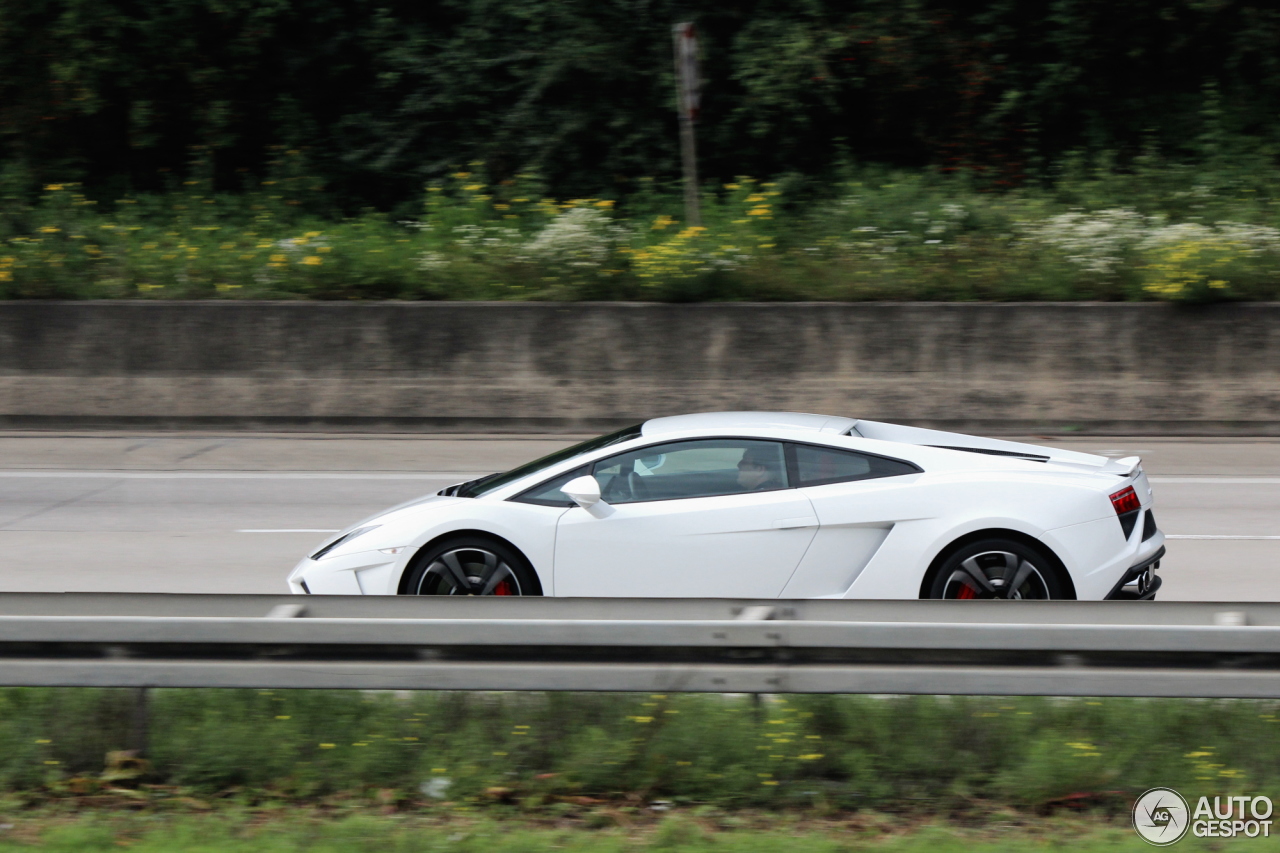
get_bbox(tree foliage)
[2,0,1279,208]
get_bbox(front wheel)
[401,537,542,596]
[927,538,1068,600]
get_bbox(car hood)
[348,494,468,532]
[314,494,467,558]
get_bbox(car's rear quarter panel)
[829,471,1119,599]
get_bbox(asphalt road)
[0,433,1276,600]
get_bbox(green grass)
[3,156,1280,302]
[0,809,1262,853]
[1,690,1279,814]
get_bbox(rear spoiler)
[849,420,1140,475]
[1103,455,1143,477]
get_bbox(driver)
[737,446,784,491]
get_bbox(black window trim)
[510,435,923,507]
[784,439,924,489]
[927,445,1049,463]
[510,464,590,508]
[453,423,643,499]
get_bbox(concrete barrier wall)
[0,301,1277,434]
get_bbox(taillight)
[1110,486,1141,515]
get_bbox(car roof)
[641,411,858,438]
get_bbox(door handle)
[773,517,819,530]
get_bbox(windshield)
[455,424,644,498]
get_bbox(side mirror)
[563,475,602,507]
[562,475,613,518]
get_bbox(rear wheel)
[401,537,542,596]
[927,538,1067,600]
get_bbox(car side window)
[511,466,588,507]
[590,439,789,504]
[792,443,920,487]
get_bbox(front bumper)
[288,551,402,595]
[1104,545,1165,600]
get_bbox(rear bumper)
[1105,545,1165,600]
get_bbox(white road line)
[0,471,484,480]
[1166,534,1280,540]
[1150,477,1280,484]
[238,529,340,534]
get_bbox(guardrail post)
[737,606,776,715]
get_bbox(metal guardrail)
[1,594,1279,697]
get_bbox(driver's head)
[737,446,782,490]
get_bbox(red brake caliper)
[956,584,978,600]
[493,579,515,596]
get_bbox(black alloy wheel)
[401,537,542,596]
[928,538,1067,600]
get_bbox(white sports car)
[288,412,1165,601]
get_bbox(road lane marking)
[0,471,485,480]
[238,529,341,534]
[1166,534,1280,540]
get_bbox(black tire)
[401,536,543,596]
[927,538,1068,600]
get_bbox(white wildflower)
[1022,209,1280,282]
[450,224,522,259]
[416,251,449,272]
[1140,221,1280,255]
[1021,209,1154,274]
[518,207,619,268]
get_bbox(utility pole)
[672,22,701,227]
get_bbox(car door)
[778,442,924,597]
[551,438,819,597]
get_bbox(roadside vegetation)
[4,156,1280,303]
[1,689,1277,813]
[0,809,1221,853]
[5,1,1280,304]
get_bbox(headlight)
[310,525,381,560]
